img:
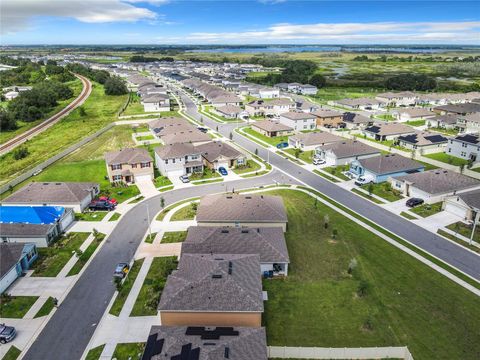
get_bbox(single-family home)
[196,193,288,231]
[210,95,243,108]
[433,103,480,116]
[154,143,204,179]
[142,326,268,360]
[394,108,436,122]
[390,169,480,203]
[158,254,264,327]
[333,98,385,111]
[376,92,417,107]
[445,133,480,163]
[251,120,294,138]
[312,109,344,128]
[298,84,318,95]
[2,182,99,212]
[245,99,294,117]
[141,94,171,112]
[0,243,38,294]
[397,131,448,153]
[258,87,280,99]
[105,148,154,184]
[196,141,246,170]
[296,100,318,113]
[314,140,381,166]
[288,131,343,151]
[342,112,372,129]
[278,112,316,131]
[363,123,416,142]
[182,226,289,276]
[457,113,480,133]
[426,114,458,130]
[216,104,244,119]
[349,154,424,183]
[0,206,75,247]
[273,83,289,91]
[443,189,480,221]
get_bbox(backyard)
[122,93,146,116]
[424,152,469,166]
[262,189,480,359]
[242,127,289,147]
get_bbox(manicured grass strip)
[322,166,350,181]
[351,188,384,204]
[33,297,56,318]
[189,169,221,181]
[112,342,145,360]
[130,257,177,316]
[171,202,198,221]
[161,231,187,244]
[313,169,339,183]
[192,178,224,185]
[159,185,174,192]
[136,135,154,141]
[406,119,426,127]
[437,230,480,254]
[241,170,270,178]
[447,222,480,243]
[2,346,21,360]
[400,211,417,220]
[145,232,157,244]
[154,176,172,188]
[424,152,469,166]
[410,202,442,218]
[156,197,200,221]
[75,211,108,222]
[0,296,39,318]
[67,233,106,276]
[31,232,90,277]
[108,212,121,221]
[109,259,145,316]
[297,185,480,291]
[129,196,145,203]
[85,344,105,360]
[242,127,288,147]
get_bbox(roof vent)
[245,196,252,199]
[221,229,229,234]
[241,229,249,234]
[212,274,222,279]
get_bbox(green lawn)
[283,148,314,164]
[2,346,21,360]
[313,169,339,183]
[112,343,145,360]
[161,231,187,244]
[122,93,147,116]
[309,87,380,102]
[154,175,173,188]
[375,114,395,121]
[145,232,157,244]
[360,183,404,202]
[33,297,56,318]
[30,232,90,277]
[130,257,177,316]
[232,160,261,174]
[0,296,38,318]
[416,160,439,171]
[424,152,469,166]
[322,165,350,181]
[0,82,128,186]
[75,211,108,222]
[109,259,145,316]
[202,105,241,123]
[400,211,418,220]
[188,169,221,181]
[406,120,426,127]
[136,135,154,141]
[243,127,289,147]
[85,345,105,360]
[108,212,121,221]
[437,230,480,254]
[351,188,384,204]
[170,202,197,221]
[67,233,105,276]
[156,198,200,221]
[409,202,443,218]
[446,222,480,243]
[262,190,480,359]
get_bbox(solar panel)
[186,327,239,340]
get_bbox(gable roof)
[2,182,98,205]
[154,143,199,159]
[280,111,316,121]
[158,254,263,312]
[195,141,243,163]
[364,123,415,136]
[457,189,480,210]
[196,193,287,223]
[105,148,152,165]
[182,226,289,263]
[318,140,380,159]
[252,120,293,133]
[216,105,243,115]
[358,154,424,175]
[342,112,371,124]
[452,133,480,145]
[397,131,448,146]
[290,131,343,147]
[312,109,344,118]
[0,243,27,278]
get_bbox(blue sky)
[2,1,480,45]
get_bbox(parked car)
[88,200,115,211]
[354,176,373,186]
[0,324,16,344]
[99,196,117,206]
[313,158,326,165]
[276,142,289,149]
[218,167,228,176]
[113,263,130,278]
[406,198,424,208]
[197,127,208,133]
[179,175,190,183]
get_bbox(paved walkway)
[119,257,153,318]
[135,242,182,260]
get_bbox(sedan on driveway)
[218,167,228,176]
[406,198,424,208]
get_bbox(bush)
[13,146,29,160]
[104,77,128,95]
[385,73,437,91]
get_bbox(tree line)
[66,63,128,95]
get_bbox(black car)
[88,200,115,211]
[406,197,424,208]
[0,324,16,344]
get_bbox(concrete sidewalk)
[119,257,153,318]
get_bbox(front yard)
[189,168,221,181]
[360,182,403,202]
[0,295,38,318]
[161,231,187,244]
[75,211,108,222]
[322,165,350,181]
[112,343,145,360]
[170,202,198,221]
[262,190,480,359]
[242,127,289,147]
[409,202,443,218]
[232,159,261,174]
[30,232,90,277]
[447,222,480,243]
[283,148,314,164]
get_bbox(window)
[140,162,150,168]
[448,148,452,153]
[172,159,176,164]
[113,175,122,181]
[111,164,122,170]
[165,159,168,164]
[132,164,137,168]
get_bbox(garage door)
[444,201,467,218]
[135,174,152,182]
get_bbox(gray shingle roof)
[318,140,380,159]
[458,189,480,210]
[182,226,289,263]
[280,111,316,121]
[0,223,52,237]
[358,154,424,175]
[196,194,287,223]
[158,254,263,312]
[312,109,344,118]
[0,243,26,278]
[290,132,343,147]
[105,148,152,165]
[2,182,98,205]
[155,143,198,159]
[364,123,415,136]
[252,120,293,133]
[195,141,243,163]
[144,326,267,360]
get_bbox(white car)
[354,176,374,186]
[312,158,326,165]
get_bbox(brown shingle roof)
[252,120,293,133]
[105,148,152,165]
[195,141,243,163]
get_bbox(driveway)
[135,177,159,198]
[414,211,464,232]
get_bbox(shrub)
[13,146,29,160]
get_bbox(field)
[262,190,480,359]
[122,93,147,116]
[0,82,128,186]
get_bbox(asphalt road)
[23,170,295,360]
[176,87,480,282]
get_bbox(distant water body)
[187,45,479,54]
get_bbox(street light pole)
[146,203,152,240]
[470,210,479,245]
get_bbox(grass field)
[262,190,480,359]
[0,296,38,318]
[130,257,177,316]
[109,259,144,316]
[232,159,261,174]
[75,211,108,222]
[284,148,314,163]
[400,211,418,220]
[161,231,187,244]
[122,93,147,116]
[424,152,469,166]
[30,232,90,277]
[85,345,105,360]
[0,82,128,186]
[112,343,145,360]
[360,183,404,202]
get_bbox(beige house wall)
[106,161,154,183]
[160,311,262,327]
[316,115,344,127]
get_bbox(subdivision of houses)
[278,111,317,131]
[105,148,154,184]
[314,140,381,166]
[288,131,344,151]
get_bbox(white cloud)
[1,0,158,34]
[186,21,480,44]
